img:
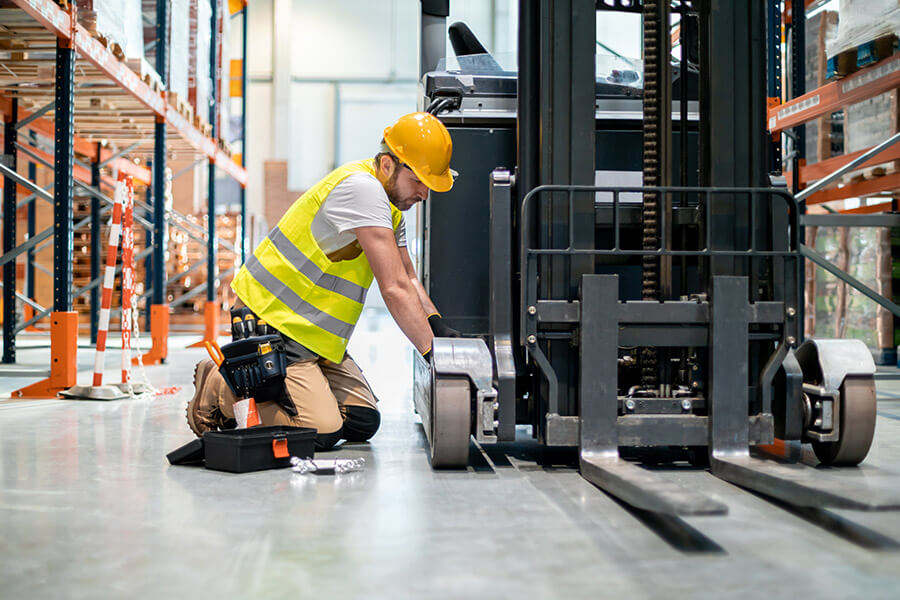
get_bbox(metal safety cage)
[516,183,802,422]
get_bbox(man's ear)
[379,154,395,177]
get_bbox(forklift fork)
[578,274,900,515]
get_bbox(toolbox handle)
[204,341,225,367]
[272,438,289,459]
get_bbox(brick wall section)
[263,160,304,233]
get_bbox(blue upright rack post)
[152,0,168,311]
[53,38,74,314]
[207,0,219,304]
[240,0,248,265]
[3,98,18,363]
[90,142,101,344]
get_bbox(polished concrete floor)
[3,309,900,599]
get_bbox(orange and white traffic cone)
[233,397,261,428]
[246,398,260,427]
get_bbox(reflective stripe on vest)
[267,226,367,304]
[243,254,355,339]
[231,159,403,362]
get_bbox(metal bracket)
[801,383,839,442]
[794,338,876,393]
[432,337,498,442]
[793,338,874,445]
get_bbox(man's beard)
[384,168,404,208]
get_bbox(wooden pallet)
[167,92,195,123]
[191,117,212,137]
[844,164,898,187]
[827,34,898,80]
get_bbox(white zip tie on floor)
[129,299,158,397]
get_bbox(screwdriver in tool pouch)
[241,308,257,338]
[230,307,246,339]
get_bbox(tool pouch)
[217,334,297,416]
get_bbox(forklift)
[413,0,896,516]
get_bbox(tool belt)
[206,334,297,416]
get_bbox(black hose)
[426,96,454,116]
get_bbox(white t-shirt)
[310,172,406,255]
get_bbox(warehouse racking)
[770,0,900,213]
[769,0,900,364]
[0,0,249,396]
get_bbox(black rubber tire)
[812,377,876,467]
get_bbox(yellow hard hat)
[383,112,455,193]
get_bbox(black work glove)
[428,314,461,338]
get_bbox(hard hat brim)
[415,166,454,193]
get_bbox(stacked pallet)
[74,1,166,100]
[823,0,899,178]
[166,211,241,314]
[70,0,223,134]
[75,0,144,62]
[802,0,900,359]
[825,0,900,80]
[804,10,841,165]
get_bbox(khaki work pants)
[200,354,379,440]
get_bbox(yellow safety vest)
[231,160,403,362]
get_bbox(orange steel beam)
[12,0,70,39]
[768,54,900,133]
[98,150,151,185]
[786,143,900,187]
[11,0,164,115]
[11,138,126,193]
[804,172,900,205]
[18,140,94,183]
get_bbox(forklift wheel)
[812,377,876,467]
[430,376,471,468]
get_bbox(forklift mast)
[414,0,888,517]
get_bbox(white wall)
[446,0,495,57]
[244,1,644,231]
[289,0,418,80]
[244,0,274,227]
[596,10,642,60]
[245,0,520,215]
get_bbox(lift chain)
[640,0,665,388]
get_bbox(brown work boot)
[186,360,229,437]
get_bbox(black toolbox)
[167,426,316,473]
